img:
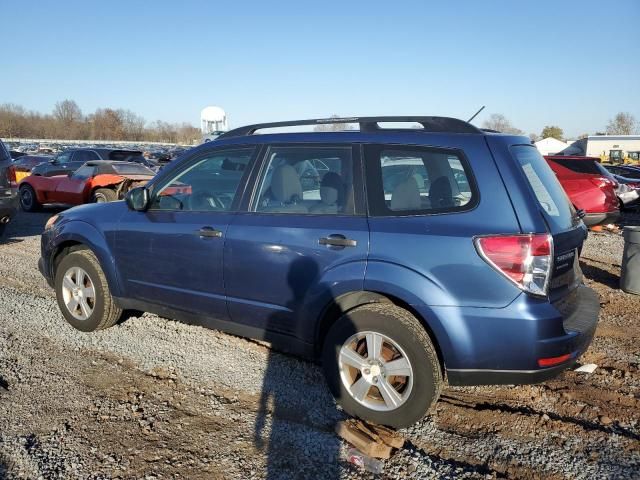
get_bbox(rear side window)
[512,145,574,231]
[364,145,477,216]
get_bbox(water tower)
[200,106,228,135]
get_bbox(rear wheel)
[322,303,442,428]
[55,250,123,332]
[92,188,118,203]
[19,184,40,212]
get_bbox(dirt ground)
[0,209,638,479]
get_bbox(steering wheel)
[190,191,225,210]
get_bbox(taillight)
[7,165,17,188]
[475,234,553,296]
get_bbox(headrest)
[271,164,302,203]
[320,172,342,205]
[391,177,421,210]
[430,176,453,208]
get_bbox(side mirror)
[125,187,150,211]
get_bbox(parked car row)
[37,116,600,428]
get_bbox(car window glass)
[366,145,476,216]
[56,152,72,163]
[151,148,254,211]
[512,145,574,231]
[73,151,100,163]
[72,166,96,179]
[253,146,354,215]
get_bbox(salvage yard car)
[545,155,620,226]
[0,139,18,238]
[20,161,156,211]
[39,116,600,428]
[31,148,146,177]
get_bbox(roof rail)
[217,116,482,139]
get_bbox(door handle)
[319,234,357,248]
[197,227,223,239]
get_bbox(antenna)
[467,106,485,123]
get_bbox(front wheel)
[322,303,442,428]
[55,249,123,332]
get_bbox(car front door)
[224,144,369,345]
[114,146,258,323]
[53,165,96,204]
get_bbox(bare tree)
[606,112,638,135]
[529,133,540,142]
[482,113,524,135]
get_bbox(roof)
[83,160,154,176]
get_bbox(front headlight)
[45,214,60,231]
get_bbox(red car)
[19,161,156,211]
[545,155,619,226]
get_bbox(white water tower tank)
[201,106,228,135]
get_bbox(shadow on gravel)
[255,256,350,479]
[440,394,640,441]
[2,207,63,242]
[580,260,620,290]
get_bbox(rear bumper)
[416,285,600,386]
[583,211,620,226]
[0,194,18,222]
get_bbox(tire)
[322,303,442,428]
[54,249,123,332]
[0,223,6,239]
[19,184,40,212]
[92,188,118,203]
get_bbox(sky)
[1,0,639,138]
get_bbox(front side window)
[56,151,72,163]
[365,145,476,216]
[72,166,96,179]
[253,146,355,215]
[151,147,254,211]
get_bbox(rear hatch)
[510,146,586,302]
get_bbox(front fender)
[48,219,122,296]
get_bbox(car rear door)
[113,145,258,323]
[223,143,369,345]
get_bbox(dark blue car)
[39,116,600,427]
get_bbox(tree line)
[0,100,202,144]
[482,111,639,142]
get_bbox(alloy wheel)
[61,266,96,321]
[338,331,414,412]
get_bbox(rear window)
[548,157,601,175]
[112,163,155,176]
[365,144,477,216]
[108,150,142,161]
[513,146,575,231]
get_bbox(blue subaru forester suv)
[39,116,600,427]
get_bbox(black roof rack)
[217,116,482,139]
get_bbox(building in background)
[534,137,570,156]
[562,135,640,164]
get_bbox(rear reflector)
[538,353,572,367]
[7,165,17,188]
[475,234,553,296]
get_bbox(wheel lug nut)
[372,376,378,383]
[364,368,370,375]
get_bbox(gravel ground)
[0,208,638,479]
